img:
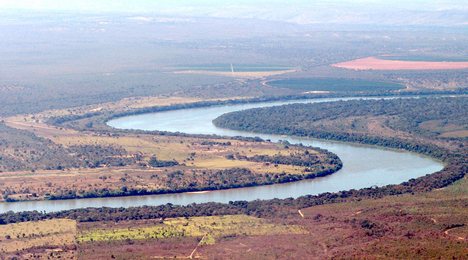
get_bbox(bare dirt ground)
[332,57,468,71]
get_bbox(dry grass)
[0,219,76,253]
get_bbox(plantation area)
[267,78,404,92]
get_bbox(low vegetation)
[267,78,404,92]
[78,215,305,244]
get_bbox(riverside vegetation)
[0,96,466,259]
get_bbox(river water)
[0,97,443,213]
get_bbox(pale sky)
[0,0,464,12]
[0,0,466,25]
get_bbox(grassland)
[267,78,404,92]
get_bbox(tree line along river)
[0,97,443,213]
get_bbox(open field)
[332,56,468,71]
[173,64,296,78]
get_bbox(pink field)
[332,57,468,71]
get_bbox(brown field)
[332,56,468,71]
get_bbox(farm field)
[266,78,404,92]
[332,56,468,71]
[172,63,295,78]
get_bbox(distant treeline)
[47,90,466,129]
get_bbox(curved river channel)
[0,97,444,213]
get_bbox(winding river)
[0,97,444,213]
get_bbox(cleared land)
[173,63,295,78]
[332,56,468,70]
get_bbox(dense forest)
[214,97,467,141]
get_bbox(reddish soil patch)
[78,238,199,259]
[332,57,468,71]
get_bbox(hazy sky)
[1,0,466,25]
